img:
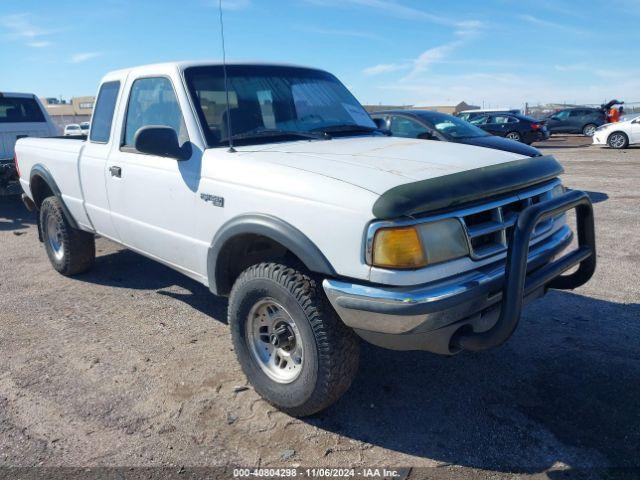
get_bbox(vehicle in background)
[1,92,58,196]
[544,107,606,137]
[372,110,542,157]
[456,108,520,122]
[64,124,82,136]
[15,61,596,416]
[80,122,90,135]
[592,114,640,149]
[470,112,549,145]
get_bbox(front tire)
[40,196,95,275]
[228,263,359,417]
[608,132,629,149]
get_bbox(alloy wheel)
[46,215,64,262]
[245,298,304,384]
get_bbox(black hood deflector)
[372,155,564,219]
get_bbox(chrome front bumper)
[324,225,574,355]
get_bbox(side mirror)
[134,126,189,160]
[418,131,437,140]
[372,118,387,129]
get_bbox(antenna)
[219,0,235,153]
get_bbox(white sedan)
[63,123,81,136]
[592,115,640,149]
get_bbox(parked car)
[544,107,606,136]
[592,114,640,149]
[372,110,542,157]
[0,92,58,196]
[16,62,596,416]
[80,121,90,135]
[470,112,549,144]
[63,123,82,136]
[456,108,520,122]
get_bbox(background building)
[363,101,479,115]
[41,96,95,132]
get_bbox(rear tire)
[505,131,521,142]
[608,132,629,149]
[583,124,597,137]
[228,262,360,417]
[40,196,95,275]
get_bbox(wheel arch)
[29,164,79,230]
[207,214,337,296]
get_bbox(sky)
[1,0,639,108]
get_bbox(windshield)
[419,112,489,139]
[184,65,376,147]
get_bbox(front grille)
[459,182,559,260]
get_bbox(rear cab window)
[0,96,45,123]
[90,81,120,143]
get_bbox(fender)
[207,213,337,296]
[30,164,79,230]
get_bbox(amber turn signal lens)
[372,226,427,269]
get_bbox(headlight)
[372,226,427,269]
[371,218,469,269]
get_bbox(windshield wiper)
[310,124,381,135]
[225,129,330,142]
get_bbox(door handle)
[109,166,122,178]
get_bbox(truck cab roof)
[101,61,321,81]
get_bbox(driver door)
[548,110,570,132]
[105,76,204,278]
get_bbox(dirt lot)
[1,136,639,479]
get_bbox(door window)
[470,115,490,125]
[389,116,429,138]
[492,115,517,124]
[554,110,570,120]
[90,81,120,143]
[122,77,188,149]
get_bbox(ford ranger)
[15,62,596,416]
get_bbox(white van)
[1,92,58,196]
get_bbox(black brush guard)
[453,189,596,351]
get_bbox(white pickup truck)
[16,62,596,416]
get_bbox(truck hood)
[236,136,528,195]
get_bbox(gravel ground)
[0,136,638,479]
